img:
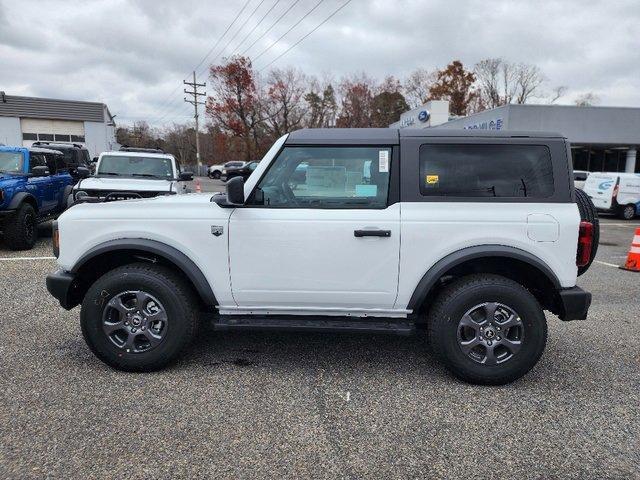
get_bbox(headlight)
[222,169,227,174]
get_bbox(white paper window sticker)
[378,150,389,172]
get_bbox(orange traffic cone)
[620,227,640,272]
[195,178,202,193]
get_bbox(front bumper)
[0,208,16,219]
[557,286,591,321]
[46,270,80,310]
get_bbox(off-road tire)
[575,188,599,275]
[80,262,200,372]
[428,274,547,385]
[4,203,38,250]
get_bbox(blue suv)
[0,146,85,250]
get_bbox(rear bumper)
[557,286,591,321]
[46,270,79,310]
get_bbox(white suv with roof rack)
[68,147,193,205]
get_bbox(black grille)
[78,189,169,201]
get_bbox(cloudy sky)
[1,0,638,126]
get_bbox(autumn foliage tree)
[429,60,477,116]
[335,76,375,127]
[134,56,561,165]
[206,56,263,161]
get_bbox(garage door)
[21,118,85,146]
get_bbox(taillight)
[613,185,619,198]
[576,221,593,267]
[52,221,60,258]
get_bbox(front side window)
[250,146,391,208]
[0,152,24,173]
[97,155,174,178]
[419,144,554,198]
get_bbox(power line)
[152,0,253,121]
[258,0,353,72]
[229,0,282,56]
[252,0,324,63]
[240,0,302,56]
[195,0,269,79]
[192,0,253,75]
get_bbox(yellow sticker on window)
[426,175,439,184]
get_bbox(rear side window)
[419,144,554,198]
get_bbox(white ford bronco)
[68,147,193,205]
[47,129,597,385]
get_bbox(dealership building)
[0,92,118,157]
[391,101,640,174]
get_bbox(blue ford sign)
[418,110,430,122]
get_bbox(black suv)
[31,142,91,177]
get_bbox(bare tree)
[263,68,308,138]
[575,92,600,107]
[474,59,546,107]
[513,63,545,104]
[404,68,436,108]
[549,86,568,104]
[474,58,503,109]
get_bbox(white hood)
[74,177,175,192]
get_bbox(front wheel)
[4,203,38,250]
[428,274,547,385]
[80,263,200,372]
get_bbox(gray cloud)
[1,0,638,126]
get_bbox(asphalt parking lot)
[1,183,638,479]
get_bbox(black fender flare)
[8,192,38,211]
[406,245,561,311]
[71,238,218,306]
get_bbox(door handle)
[354,229,391,238]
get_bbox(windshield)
[0,152,24,174]
[97,155,174,178]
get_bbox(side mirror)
[179,172,194,181]
[76,166,91,178]
[31,166,50,177]
[91,157,99,163]
[226,176,245,205]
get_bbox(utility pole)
[184,71,206,170]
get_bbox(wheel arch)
[407,245,562,318]
[70,239,217,310]
[8,192,39,212]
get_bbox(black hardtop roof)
[29,147,63,155]
[286,128,565,145]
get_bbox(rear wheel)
[575,188,599,275]
[428,274,547,385]
[80,263,199,372]
[4,203,38,250]
[619,204,636,220]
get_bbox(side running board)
[214,315,415,336]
